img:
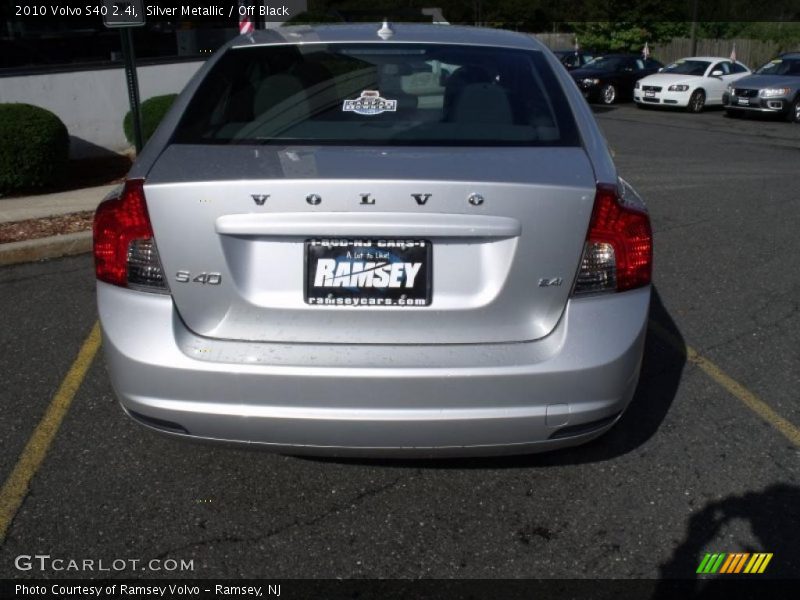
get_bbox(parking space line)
[0,321,101,543]
[648,320,800,448]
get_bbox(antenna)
[377,20,394,40]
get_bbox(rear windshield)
[172,43,580,147]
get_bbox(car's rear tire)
[787,96,800,123]
[687,89,705,113]
[600,84,617,105]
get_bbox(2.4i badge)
[342,91,398,116]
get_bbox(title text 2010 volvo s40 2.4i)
[94,23,653,457]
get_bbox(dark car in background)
[723,52,800,122]
[571,54,663,104]
[554,50,595,70]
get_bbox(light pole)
[102,0,145,153]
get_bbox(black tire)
[687,89,705,113]
[787,96,800,123]
[600,84,617,105]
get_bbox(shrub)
[0,103,69,194]
[123,94,178,145]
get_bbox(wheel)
[687,89,705,113]
[600,84,617,105]
[787,96,800,123]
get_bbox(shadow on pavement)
[306,286,687,470]
[652,483,800,598]
[69,135,125,160]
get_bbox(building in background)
[0,1,306,156]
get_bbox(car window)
[562,54,579,68]
[585,56,625,71]
[755,57,800,76]
[173,43,580,147]
[711,62,731,75]
[635,59,645,70]
[731,62,748,74]
[663,59,711,76]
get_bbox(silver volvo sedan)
[94,23,653,457]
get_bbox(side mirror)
[658,67,664,72]
[711,70,724,77]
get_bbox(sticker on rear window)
[342,90,398,115]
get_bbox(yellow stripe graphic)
[758,554,773,574]
[0,322,101,543]
[744,554,761,574]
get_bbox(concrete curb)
[0,230,92,267]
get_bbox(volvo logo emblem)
[251,192,486,208]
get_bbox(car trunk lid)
[144,144,596,345]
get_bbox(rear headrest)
[254,74,306,115]
[443,65,494,120]
[451,83,513,124]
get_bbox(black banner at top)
[3,0,800,25]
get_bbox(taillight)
[93,179,167,293]
[573,181,652,295]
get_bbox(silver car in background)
[723,52,800,122]
[94,24,653,457]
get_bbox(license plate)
[305,239,432,307]
[737,97,750,105]
[645,90,655,98]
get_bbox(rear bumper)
[98,283,650,457]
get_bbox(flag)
[239,0,255,35]
[642,42,650,60]
[730,43,737,63]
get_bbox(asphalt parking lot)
[1,104,798,584]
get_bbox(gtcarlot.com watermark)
[14,554,194,573]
